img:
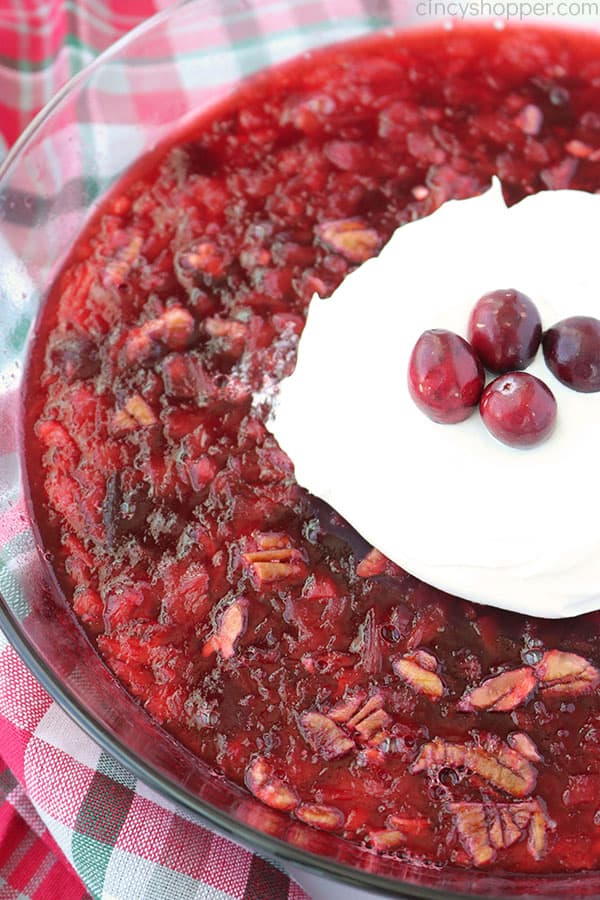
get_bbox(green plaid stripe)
[243,857,290,900]
[0,764,18,802]
[72,753,136,898]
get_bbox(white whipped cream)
[269,179,600,619]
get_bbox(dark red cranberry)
[408,329,484,424]
[542,316,600,392]
[480,372,557,448]
[468,289,542,374]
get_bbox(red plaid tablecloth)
[0,2,312,898]
[0,631,308,900]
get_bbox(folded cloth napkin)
[0,2,311,898]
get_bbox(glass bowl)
[2,2,600,898]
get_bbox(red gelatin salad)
[24,24,600,873]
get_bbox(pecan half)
[411,736,537,798]
[315,218,382,263]
[446,798,553,867]
[393,651,444,700]
[458,667,537,713]
[298,711,355,760]
[244,757,299,811]
[534,650,600,697]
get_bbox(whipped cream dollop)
[269,179,600,619]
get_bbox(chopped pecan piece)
[387,814,430,835]
[161,307,196,348]
[356,548,403,577]
[242,533,308,588]
[514,103,543,136]
[204,316,249,359]
[447,803,495,866]
[411,649,437,671]
[328,690,367,723]
[534,649,600,697]
[125,306,195,364]
[244,757,299,811]
[103,233,143,288]
[528,802,553,860]
[565,139,593,159]
[353,708,391,741]
[299,711,355,760]
[126,399,156,427]
[175,240,232,287]
[315,218,382,263]
[458,667,536,713]
[507,732,541,762]
[202,597,247,660]
[246,559,306,586]
[295,803,345,831]
[411,736,537,797]
[253,532,289,551]
[393,651,444,700]
[205,316,247,342]
[346,692,386,729]
[111,408,137,434]
[367,829,406,852]
[112,398,156,433]
[499,807,522,847]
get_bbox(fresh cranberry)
[468,289,542,374]
[480,372,557,448]
[542,316,600,392]
[408,329,484,424]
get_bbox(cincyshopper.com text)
[416,0,599,17]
